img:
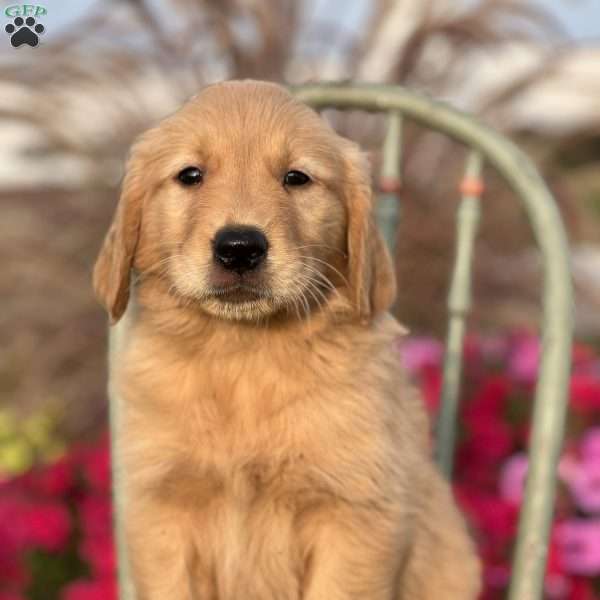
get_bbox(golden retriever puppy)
[94,80,481,600]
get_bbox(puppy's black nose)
[213,227,268,274]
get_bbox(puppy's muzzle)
[213,226,268,274]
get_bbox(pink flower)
[580,428,600,462]
[399,338,443,373]
[555,519,600,576]
[508,335,540,384]
[62,579,117,600]
[570,464,600,515]
[561,430,600,514]
[499,453,528,505]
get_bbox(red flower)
[0,543,27,588]
[482,562,511,593]
[457,375,516,486]
[455,487,519,555]
[78,495,112,539]
[76,442,112,493]
[545,529,571,599]
[80,535,115,579]
[463,416,514,462]
[570,374,600,415]
[21,502,71,552]
[421,364,442,414]
[464,375,512,427]
[463,334,483,366]
[571,343,597,372]
[0,494,71,553]
[567,577,599,600]
[20,456,75,498]
[0,593,26,600]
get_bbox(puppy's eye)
[283,170,311,187]
[177,166,203,186]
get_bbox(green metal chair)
[109,84,573,600]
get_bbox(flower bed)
[1,332,599,599]
[401,333,600,599]
[0,438,115,600]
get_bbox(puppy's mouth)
[208,282,272,304]
[201,278,280,321]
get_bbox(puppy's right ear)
[93,160,144,325]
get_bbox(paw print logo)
[5,16,44,47]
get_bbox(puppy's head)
[93,80,395,325]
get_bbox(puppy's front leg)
[126,501,206,600]
[301,506,404,600]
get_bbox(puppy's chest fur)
[115,320,417,598]
[118,325,400,515]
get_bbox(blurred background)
[0,0,600,437]
[3,0,600,440]
[1,1,600,598]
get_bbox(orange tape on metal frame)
[379,176,402,194]
[460,177,485,197]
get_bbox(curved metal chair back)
[109,84,573,600]
[292,84,573,600]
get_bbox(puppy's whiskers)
[135,255,183,285]
[296,254,349,288]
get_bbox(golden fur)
[94,80,481,599]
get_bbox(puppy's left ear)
[343,143,397,322]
